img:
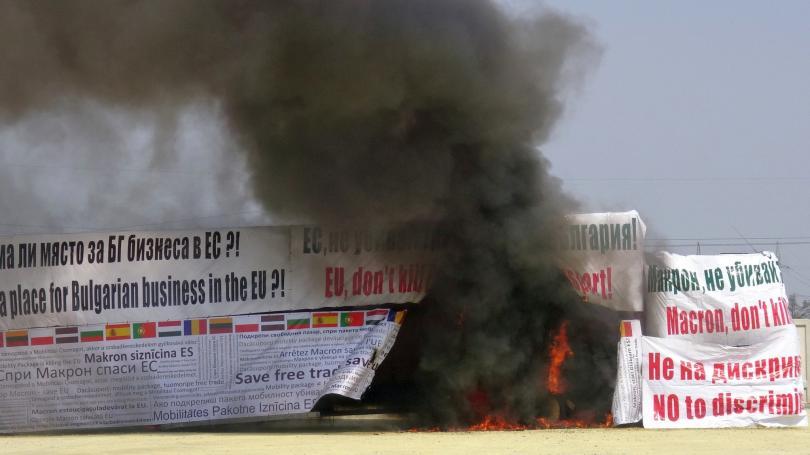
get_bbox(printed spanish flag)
[80,326,104,342]
[209,317,233,334]
[106,323,131,341]
[312,312,338,328]
[340,311,364,327]
[184,319,208,336]
[6,330,29,347]
[30,328,54,346]
[286,315,310,330]
[133,322,157,339]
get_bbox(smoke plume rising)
[0,0,613,425]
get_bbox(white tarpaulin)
[641,333,806,428]
[612,320,643,425]
[560,211,646,311]
[645,251,793,344]
[0,225,436,330]
[0,307,405,433]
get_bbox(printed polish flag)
[234,316,259,333]
[30,328,55,346]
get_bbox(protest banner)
[645,251,793,344]
[560,211,646,311]
[612,320,643,425]
[641,333,806,428]
[0,307,406,433]
[0,225,437,330]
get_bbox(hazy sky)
[541,1,810,298]
[0,1,807,298]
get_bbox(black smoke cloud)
[0,0,613,425]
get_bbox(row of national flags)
[0,309,406,348]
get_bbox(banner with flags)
[0,225,436,331]
[0,307,406,433]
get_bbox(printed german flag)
[312,312,338,328]
[105,323,131,341]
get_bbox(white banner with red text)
[560,211,646,312]
[0,225,437,330]
[0,308,405,433]
[644,251,792,344]
[641,333,806,428]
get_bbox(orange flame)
[546,320,573,395]
[468,415,528,431]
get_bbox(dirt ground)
[2,426,808,455]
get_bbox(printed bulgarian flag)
[105,323,131,341]
[312,312,338,328]
[340,311,364,327]
[234,316,259,333]
[286,315,310,330]
[6,330,29,347]
[0,331,4,348]
[80,326,104,342]
[30,328,54,346]
[158,321,182,337]
[209,317,233,334]
[365,309,388,325]
[133,322,157,339]
[184,319,207,336]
